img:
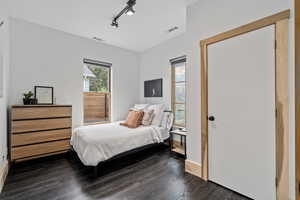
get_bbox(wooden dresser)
[10,105,72,162]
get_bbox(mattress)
[71,122,168,166]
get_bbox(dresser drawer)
[11,140,70,160]
[12,106,72,120]
[12,129,71,147]
[12,118,72,133]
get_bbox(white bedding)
[71,122,168,166]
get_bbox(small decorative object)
[34,86,54,105]
[23,91,36,105]
[144,79,163,97]
[178,127,187,132]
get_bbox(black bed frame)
[72,138,171,178]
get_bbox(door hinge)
[275,177,278,187]
[275,108,278,118]
[275,40,277,50]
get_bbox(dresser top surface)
[12,105,72,108]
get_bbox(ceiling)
[4,0,198,52]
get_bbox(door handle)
[208,116,215,121]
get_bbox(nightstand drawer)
[12,129,71,147]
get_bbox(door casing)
[200,10,290,200]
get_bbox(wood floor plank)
[1,147,250,200]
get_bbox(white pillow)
[134,104,149,110]
[142,109,155,126]
[161,112,168,128]
[161,112,174,130]
[148,104,165,126]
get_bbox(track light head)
[126,7,135,16]
[127,0,136,7]
[111,0,136,28]
[111,20,119,28]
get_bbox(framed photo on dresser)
[34,86,54,104]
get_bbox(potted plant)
[23,91,35,105]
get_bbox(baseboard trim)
[0,160,9,193]
[185,160,202,178]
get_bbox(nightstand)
[170,130,187,159]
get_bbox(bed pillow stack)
[133,104,155,126]
[133,104,165,127]
[122,104,166,128]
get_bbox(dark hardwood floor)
[1,146,250,200]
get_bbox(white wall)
[0,5,10,173]
[139,34,186,108]
[139,0,295,198]
[9,18,140,128]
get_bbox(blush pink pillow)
[121,110,144,128]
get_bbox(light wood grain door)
[207,25,276,200]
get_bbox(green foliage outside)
[87,64,110,92]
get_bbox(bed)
[71,106,173,176]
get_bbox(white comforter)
[71,122,165,166]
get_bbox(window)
[171,56,186,127]
[83,59,111,124]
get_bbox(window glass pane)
[83,62,111,124]
[172,58,186,127]
[175,63,185,82]
[175,104,185,126]
[84,64,110,92]
[175,82,185,103]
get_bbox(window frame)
[171,56,186,128]
[83,58,112,93]
[83,59,112,124]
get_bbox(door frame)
[200,10,290,200]
[295,1,300,199]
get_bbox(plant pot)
[23,98,37,105]
[23,98,31,105]
[31,98,38,105]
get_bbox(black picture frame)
[144,79,163,97]
[34,86,54,105]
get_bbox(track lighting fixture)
[111,19,119,28]
[111,0,136,28]
[126,7,135,16]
